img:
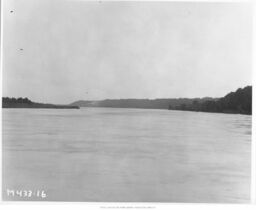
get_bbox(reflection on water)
[2,108,251,202]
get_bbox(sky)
[2,0,253,104]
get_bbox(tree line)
[169,86,252,115]
[2,97,79,109]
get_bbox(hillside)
[70,97,217,110]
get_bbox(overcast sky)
[2,0,252,104]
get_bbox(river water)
[2,108,251,203]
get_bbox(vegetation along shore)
[3,86,251,114]
[2,97,79,109]
[70,86,252,115]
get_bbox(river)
[2,108,251,203]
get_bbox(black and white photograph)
[1,0,254,204]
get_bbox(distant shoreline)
[2,85,251,114]
[2,97,79,109]
[70,86,252,115]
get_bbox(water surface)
[2,108,251,202]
